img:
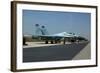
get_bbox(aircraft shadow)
[23,42,89,62]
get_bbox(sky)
[23,10,91,40]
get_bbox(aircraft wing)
[38,32,77,37]
[35,32,78,41]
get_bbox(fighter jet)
[23,24,88,45]
[34,24,80,44]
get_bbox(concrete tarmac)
[23,42,90,62]
[73,43,90,60]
